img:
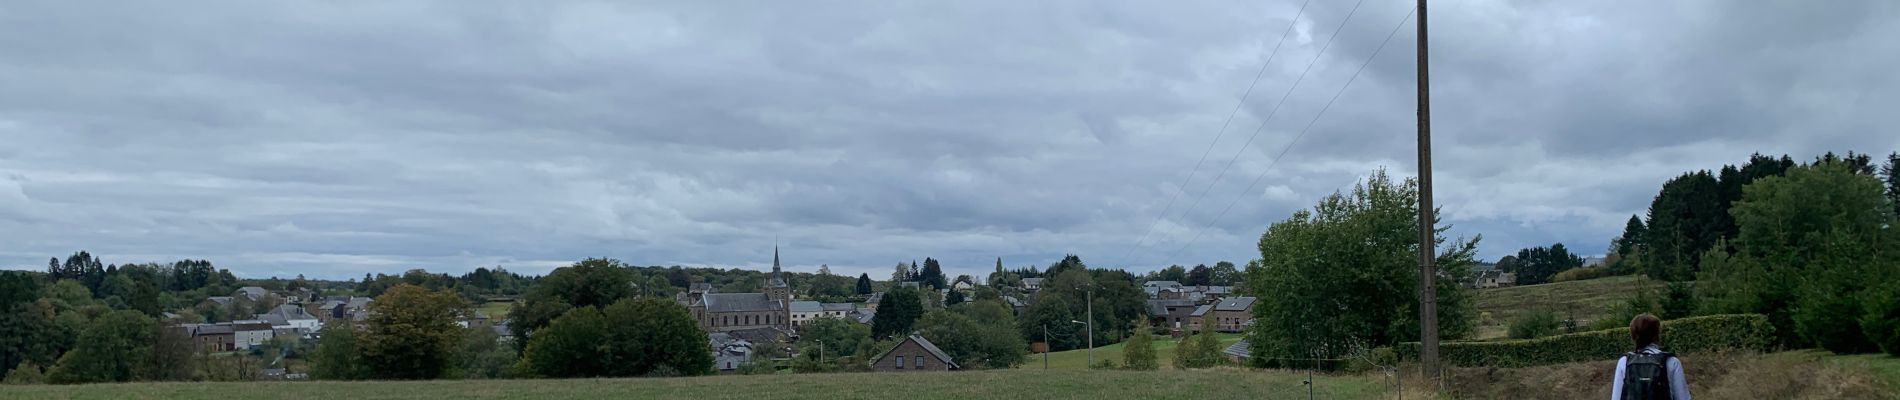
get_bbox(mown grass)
[1472,275,1662,339]
[474,300,514,320]
[1445,350,1900,399]
[1025,333,1245,370]
[2,369,1412,400]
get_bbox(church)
[677,247,795,333]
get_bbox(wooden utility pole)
[1415,0,1441,380]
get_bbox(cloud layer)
[3,0,1896,280]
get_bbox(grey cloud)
[1,0,1896,280]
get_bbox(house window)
[916,355,925,368]
[895,356,905,369]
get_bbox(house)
[316,296,374,324]
[952,280,975,291]
[184,323,236,352]
[259,304,321,333]
[1003,296,1028,314]
[678,248,794,333]
[1019,278,1044,292]
[1582,256,1607,269]
[1210,297,1256,333]
[709,332,755,373]
[870,335,958,372]
[232,320,275,350]
[863,292,885,310]
[790,301,823,328]
[851,309,876,325]
[457,311,492,329]
[1146,299,1199,329]
[1187,305,1212,332]
[1473,270,1516,289]
[492,321,514,342]
[820,303,856,319]
[201,296,236,309]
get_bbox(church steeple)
[772,246,782,279]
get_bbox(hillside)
[1472,275,1663,339]
[3,369,1417,400]
[1026,333,1246,370]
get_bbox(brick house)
[1210,296,1256,333]
[870,335,958,372]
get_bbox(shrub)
[1860,283,1900,357]
[1551,267,1619,283]
[1507,309,1563,339]
[1398,314,1773,368]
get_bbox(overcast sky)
[3,0,1896,281]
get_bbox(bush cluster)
[1398,314,1773,368]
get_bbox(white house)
[232,320,275,350]
[260,304,321,333]
[790,301,823,328]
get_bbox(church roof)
[703,293,785,313]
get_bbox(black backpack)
[1621,351,1675,400]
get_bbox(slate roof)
[853,310,876,324]
[703,293,785,313]
[232,320,273,331]
[1020,278,1044,287]
[726,326,792,345]
[234,286,268,300]
[1003,296,1027,308]
[318,300,345,311]
[260,304,318,327]
[191,324,235,335]
[690,283,714,293]
[1146,299,1197,316]
[790,301,822,313]
[1143,281,1182,288]
[1189,304,1213,317]
[1224,339,1251,359]
[204,296,235,306]
[1214,297,1257,312]
[872,335,959,369]
[820,303,856,312]
[346,297,372,310]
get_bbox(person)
[1610,313,1689,400]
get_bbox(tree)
[914,301,1024,369]
[870,287,924,340]
[1243,169,1479,366]
[1884,152,1900,216]
[797,316,872,364]
[1121,316,1158,370]
[855,273,873,295]
[599,298,712,377]
[47,310,156,384]
[944,290,965,306]
[311,320,366,380]
[516,306,609,377]
[1185,265,1212,286]
[892,262,911,282]
[1,273,60,372]
[989,258,1005,287]
[919,258,946,289]
[1508,243,1584,285]
[1699,161,1897,352]
[1209,261,1239,286]
[1156,265,1187,282]
[1643,171,1724,281]
[359,284,468,380]
[510,258,637,351]
[456,326,515,379]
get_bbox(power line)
[1128,0,1374,267]
[1116,0,1314,268]
[1159,6,1419,263]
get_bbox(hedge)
[1397,314,1773,368]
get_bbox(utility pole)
[1043,324,1050,369]
[1086,288,1095,367]
[1414,0,1441,380]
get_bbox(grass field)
[1026,333,1245,370]
[2,369,1417,400]
[1472,275,1663,339]
[475,300,514,320]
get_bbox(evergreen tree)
[1121,317,1158,370]
[1642,171,1724,281]
[870,287,924,340]
[920,258,946,289]
[855,273,873,295]
[1884,152,1900,216]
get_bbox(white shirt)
[1610,344,1690,400]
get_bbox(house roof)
[232,320,273,331]
[872,335,959,369]
[318,300,345,311]
[1214,297,1257,312]
[264,304,317,320]
[234,286,268,299]
[192,324,235,335]
[820,303,856,312]
[1224,339,1251,359]
[790,301,822,313]
[1003,296,1027,307]
[726,326,792,345]
[853,309,876,324]
[346,297,372,310]
[690,283,714,293]
[204,296,235,306]
[704,293,785,313]
[1189,304,1213,317]
[1020,278,1044,286]
[1146,299,1197,316]
[1142,281,1182,288]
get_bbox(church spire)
[773,246,782,277]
